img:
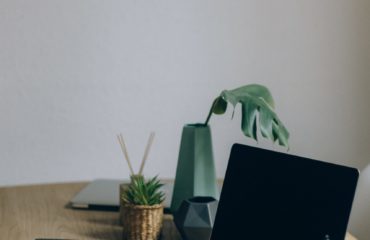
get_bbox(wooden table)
[0,182,357,240]
[0,182,180,240]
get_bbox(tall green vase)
[170,124,219,213]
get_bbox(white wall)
[0,0,369,186]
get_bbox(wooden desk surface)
[0,182,180,240]
[0,182,357,240]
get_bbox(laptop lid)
[211,144,359,240]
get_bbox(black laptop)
[211,144,359,240]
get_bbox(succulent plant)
[122,175,165,206]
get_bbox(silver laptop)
[70,179,174,211]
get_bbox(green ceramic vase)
[170,124,219,213]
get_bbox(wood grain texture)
[0,182,180,240]
[0,182,357,240]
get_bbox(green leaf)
[222,84,275,108]
[240,100,258,139]
[212,96,228,115]
[122,175,165,205]
[218,84,289,147]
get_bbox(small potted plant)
[121,175,165,240]
[117,133,165,240]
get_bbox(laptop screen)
[211,144,358,240]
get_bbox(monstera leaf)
[204,84,289,147]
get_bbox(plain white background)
[0,0,369,186]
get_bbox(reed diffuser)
[117,132,165,240]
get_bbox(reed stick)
[117,133,135,176]
[138,132,155,175]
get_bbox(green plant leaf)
[212,96,228,114]
[122,175,165,205]
[240,100,258,139]
[218,84,289,147]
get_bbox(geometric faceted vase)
[174,196,219,240]
[170,124,219,213]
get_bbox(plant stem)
[204,100,215,126]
